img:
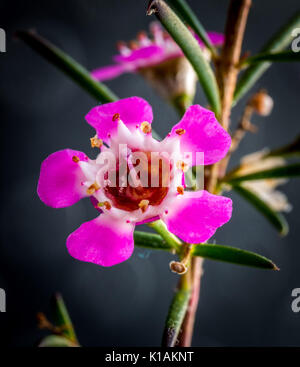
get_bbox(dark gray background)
[1,0,300,347]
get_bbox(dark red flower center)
[104,151,170,212]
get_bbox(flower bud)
[250,90,274,116]
[169,261,187,275]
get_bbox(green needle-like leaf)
[39,335,78,347]
[147,0,221,117]
[234,11,300,104]
[167,0,216,55]
[162,288,190,347]
[242,50,300,65]
[134,231,174,251]
[232,184,288,236]
[135,231,278,269]
[52,293,78,343]
[192,242,278,270]
[264,135,300,158]
[15,30,165,142]
[15,30,118,103]
[224,163,300,183]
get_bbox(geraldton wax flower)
[92,23,224,105]
[37,97,232,266]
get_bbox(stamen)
[175,128,186,136]
[112,113,120,121]
[137,31,151,46]
[86,183,100,195]
[138,199,149,213]
[140,121,152,134]
[97,201,112,210]
[116,41,129,54]
[137,31,147,41]
[90,135,103,148]
[177,186,184,195]
[72,155,80,163]
[129,41,139,50]
[176,160,188,172]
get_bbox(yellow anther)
[98,201,111,210]
[72,155,80,163]
[86,183,100,195]
[112,113,120,121]
[140,121,152,134]
[175,128,186,136]
[90,135,103,149]
[177,186,184,195]
[138,199,149,213]
[176,160,188,172]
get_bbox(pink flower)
[91,23,224,107]
[37,97,232,267]
[91,23,224,82]
[92,22,224,81]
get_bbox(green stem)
[167,0,217,56]
[134,231,174,251]
[147,0,221,117]
[234,11,300,104]
[53,293,78,343]
[147,220,182,253]
[161,277,191,347]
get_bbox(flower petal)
[114,45,165,65]
[91,64,128,81]
[207,32,225,46]
[85,97,153,143]
[195,32,225,48]
[169,105,231,165]
[161,190,232,243]
[66,215,135,266]
[37,149,89,208]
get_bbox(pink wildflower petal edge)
[37,149,89,208]
[113,45,164,64]
[85,97,153,143]
[66,215,135,267]
[91,64,128,81]
[169,105,231,166]
[195,32,225,48]
[161,190,232,243]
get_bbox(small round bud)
[250,90,274,116]
[169,261,187,275]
